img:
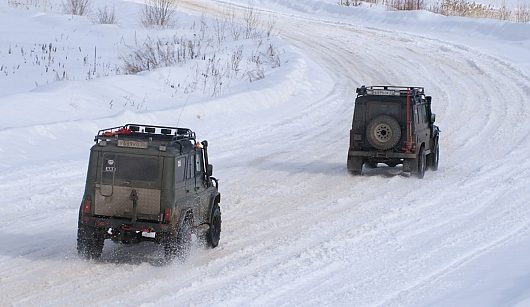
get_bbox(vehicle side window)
[175,157,185,182]
[186,155,194,179]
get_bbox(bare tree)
[142,0,178,27]
[515,2,530,22]
[63,0,91,16]
[498,0,511,20]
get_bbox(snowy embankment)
[219,0,530,68]
[1,0,530,306]
[0,0,306,168]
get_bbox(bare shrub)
[95,6,117,24]
[213,16,228,46]
[63,0,90,16]
[228,8,242,40]
[337,0,527,22]
[123,3,282,96]
[264,44,281,68]
[433,0,503,19]
[388,0,425,10]
[9,0,36,7]
[141,0,177,27]
[122,36,179,74]
[8,0,46,8]
[244,3,261,39]
[230,46,243,76]
[265,15,278,38]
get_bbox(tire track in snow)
[1,1,529,305]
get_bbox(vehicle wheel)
[347,156,363,175]
[207,203,221,248]
[428,139,439,171]
[77,225,104,260]
[367,161,378,168]
[403,158,416,173]
[164,218,192,262]
[417,146,426,179]
[366,115,402,150]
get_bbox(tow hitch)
[129,189,138,224]
[109,225,158,244]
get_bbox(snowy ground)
[0,0,529,306]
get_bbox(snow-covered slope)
[0,0,529,306]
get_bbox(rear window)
[101,154,160,184]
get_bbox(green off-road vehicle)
[77,124,221,262]
[347,86,440,178]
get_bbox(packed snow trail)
[1,1,530,306]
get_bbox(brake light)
[82,199,91,214]
[163,208,171,223]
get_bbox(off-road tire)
[428,139,439,171]
[366,115,402,150]
[403,158,416,173]
[347,156,363,175]
[417,147,426,179]
[164,218,192,262]
[77,225,104,260]
[207,203,221,248]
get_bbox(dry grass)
[338,0,530,22]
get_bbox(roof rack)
[94,124,196,143]
[356,85,425,97]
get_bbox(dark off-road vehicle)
[347,86,440,178]
[77,124,221,262]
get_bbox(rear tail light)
[82,199,91,215]
[163,208,171,223]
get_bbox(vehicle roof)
[356,85,425,97]
[93,124,198,156]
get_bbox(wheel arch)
[207,192,221,224]
[177,208,194,229]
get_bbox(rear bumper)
[80,215,169,233]
[348,150,416,159]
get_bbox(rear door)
[95,153,162,221]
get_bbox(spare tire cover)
[366,115,402,150]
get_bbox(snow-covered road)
[1,0,529,306]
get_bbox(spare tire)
[366,115,402,150]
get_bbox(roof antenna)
[176,92,192,127]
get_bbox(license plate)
[372,89,395,96]
[142,232,156,238]
[117,140,148,149]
